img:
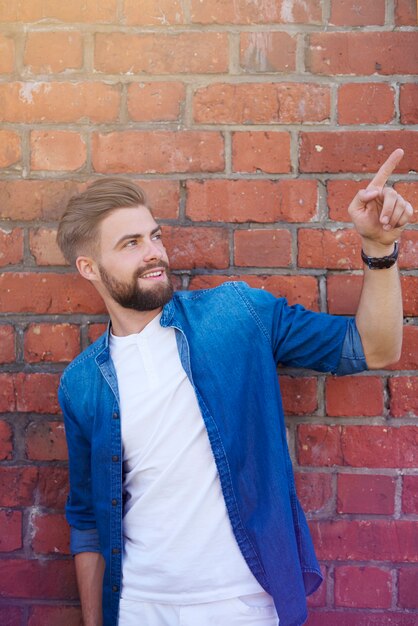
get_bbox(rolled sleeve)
[70,526,101,555]
[334,318,368,376]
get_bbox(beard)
[98,260,174,312]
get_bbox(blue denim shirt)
[59,283,368,626]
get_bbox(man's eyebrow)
[115,225,161,248]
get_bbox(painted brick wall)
[0,1,417,624]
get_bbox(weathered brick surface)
[1,2,417,621]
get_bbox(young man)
[57,149,412,626]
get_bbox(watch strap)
[361,241,399,270]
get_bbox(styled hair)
[56,178,148,265]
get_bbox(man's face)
[94,205,173,312]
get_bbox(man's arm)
[348,149,414,368]
[75,551,105,626]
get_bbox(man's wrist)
[360,238,396,257]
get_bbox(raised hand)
[348,148,414,248]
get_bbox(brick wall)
[0,1,417,624]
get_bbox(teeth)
[142,271,162,278]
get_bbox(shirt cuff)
[335,318,368,376]
[70,526,101,555]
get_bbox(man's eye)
[152,233,162,240]
[125,239,137,247]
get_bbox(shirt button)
[111,499,117,506]
[112,455,119,462]
[112,547,120,554]
[112,585,119,592]
[112,412,119,419]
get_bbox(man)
[57,149,412,626]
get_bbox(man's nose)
[143,240,163,261]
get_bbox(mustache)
[135,260,170,279]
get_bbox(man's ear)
[76,255,100,283]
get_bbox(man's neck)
[108,305,163,337]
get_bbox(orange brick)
[240,32,296,72]
[232,132,291,174]
[0,0,117,23]
[190,0,322,24]
[127,82,185,122]
[0,180,84,221]
[298,228,362,270]
[122,0,185,25]
[0,326,15,364]
[186,179,317,223]
[134,180,180,219]
[88,323,107,344]
[0,228,23,266]
[0,82,120,123]
[31,131,86,171]
[338,84,395,125]
[394,183,418,224]
[327,180,369,222]
[163,226,229,270]
[92,131,224,174]
[395,0,417,25]
[0,33,14,73]
[400,84,418,124]
[399,232,418,270]
[94,32,228,74]
[300,131,416,174]
[29,228,67,266]
[234,229,292,267]
[307,32,418,75]
[24,32,83,73]
[0,130,21,168]
[24,323,80,363]
[330,0,385,25]
[387,325,418,371]
[194,83,330,124]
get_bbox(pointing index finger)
[367,148,404,190]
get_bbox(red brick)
[190,0,322,24]
[37,467,69,510]
[29,228,67,266]
[298,228,361,270]
[0,0,117,22]
[31,513,70,555]
[400,276,418,316]
[398,231,418,269]
[306,612,418,626]
[163,226,229,270]
[24,32,83,73]
[300,131,416,174]
[307,32,418,75]
[0,420,13,459]
[280,376,318,415]
[0,606,23,626]
[297,424,343,467]
[127,82,185,122]
[330,0,385,25]
[186,179,317,223]
[15,373,61,414]
[402,476,418,515]
[395,0,417,25]
[122,0,184,24]
[338,83,395,125]
[0,375,16,413]
[136,180,180,220]
[0,228,23,266]
[0,559,77,599]
[234,229,292,267]
[0,273,106,315]
[0,82,120,123]
[87,323,107,344]
[394,183,418,223]
[0,180,84,221]
[295,472,332,513]
[388,326,418,371]
[0,130,20,168]
[95,32,228,74]
[92,131,224,174]
[24,323,80,363]
[28,606,82,626]
[232,132,291,174]
[398,568,418,608]
[400,84,418,124]
[389,377,418,418]
[30,131,86,172]
[335,566,392,608]
[0,466,38,506]
[307,565,327,608]
[0,33,14,73]
[240,32,296,72]
[194,83,330,124]
[0,325,15,363]
[310,519,418,561]
[0,510,22,552]
[188,275,320,311]
[341,426,418,468]
[25,420,67,461]
[337,474,395,515]
[326,376,384,417]
[327,180,367,222]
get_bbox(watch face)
[361,242,399,269]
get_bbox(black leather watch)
[361,241,399,270]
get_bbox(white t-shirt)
[109,313,265,603]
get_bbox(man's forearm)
[355,240,403,369]
[75,551,105,626]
